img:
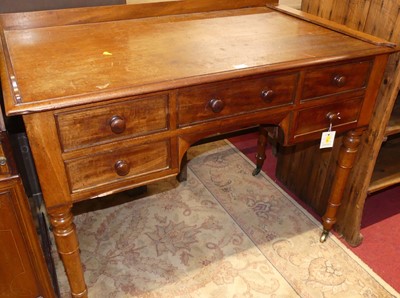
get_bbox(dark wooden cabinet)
[0,132,55,298]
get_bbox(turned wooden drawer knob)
[0,156,7,166]
[260,89,274,102]
[326,112,341,122]
[114,160,130,176]
[109,115,126,134]
[208,98,225,113]
[333,75,346,87]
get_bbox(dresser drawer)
[56,95,168,151]
[294,97,363,138]
[302,60,371,100]
[178,73,298,126]
[64,140,171,192]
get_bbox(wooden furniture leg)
[252,125,268,176]
[124,185,148,197]
[320,128,364,242]
[49,206,88,298]
[177,152,188,182]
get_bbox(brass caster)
[320,230,329,243]
[252,167,261,176]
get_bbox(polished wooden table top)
[2,5,394,115]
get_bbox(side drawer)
[302,60,371,100]
[177,73,298,126]
[56,95,169,151]
[64,140,171,192]
[294,97,363,138]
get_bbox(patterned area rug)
[54,140,399,297]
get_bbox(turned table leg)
[252,125,269,176]
[320,128,364,242]
[49,205,88,298]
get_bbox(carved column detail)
[49,206,87,298]
[321,128,364,242]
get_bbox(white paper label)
[320,131,336,149]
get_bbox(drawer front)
[178,73,298,126]
[302,60,371,100]
[294,97,363,137]
[65,140,171,192]
[56,95,168,151]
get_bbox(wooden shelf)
[368,135,400,193]
[373,94,400,193]
[385,95,400,136]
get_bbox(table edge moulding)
[0,1,398,297]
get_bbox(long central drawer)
[177,73,298,126]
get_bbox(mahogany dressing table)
[0,1,397,296]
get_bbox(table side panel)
[357,54,390,127]
[22,112,72,208]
